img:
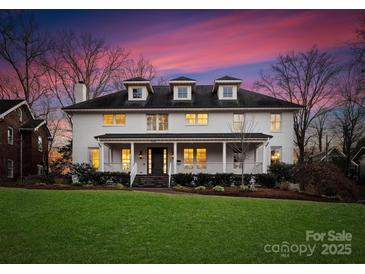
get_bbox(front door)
[148,147,167,175]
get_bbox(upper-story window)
[177,87,188,99]
[185,113,208,125]
[147,114,168,131]
[270,113,281,132]
[38,136,43,152]
[233,114,244,132]
[7,127,13,145]
[132,88,143,99]
[223,86,233,98]
[18,108,23,122]
[103,114,126,126]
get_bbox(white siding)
[72,110,295,165]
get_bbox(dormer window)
[169,76,196,101]
[177,87,188,99]
[132,88,143,99]
[223,86,233,98]
[213,75,242,100]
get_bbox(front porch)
[95,133,271,176]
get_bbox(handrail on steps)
[130,162,138,188]
[168,161,173,188]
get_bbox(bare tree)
[333,63,365,175]
[124,55,156,80]
[42,31,130,110]
[0,12,51,107]
[229,114,256,185]
[254,47,340,162]
[311,110,332,152]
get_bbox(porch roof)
[95,133,272,142]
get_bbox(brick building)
[0,100,50,181]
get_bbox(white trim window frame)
[177,86,188,99]
[270,146,282,165]
[103,114,127,126]
[146,114,168,131]
[223,86,233,98]
[270,113,281,132]
[37,164,44,176]
[185,113,208,125]
[233,113,244,132]
[7,159,14,178]
[132,87,143,99]
[7,127,13,145]
[38,136,43,152]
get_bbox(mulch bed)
[0,183,346,203]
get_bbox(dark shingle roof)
[19,119,45,130]
[124,77,149,82]
[170,76,196,81]
[0,99,24,115]
[216,75,242,81]
[63,85,301,111]
[95,133,272,140]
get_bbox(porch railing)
[130,162,138,188]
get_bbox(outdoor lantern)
[139,151,143,159]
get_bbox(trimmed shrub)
[293,163,358,202]
[212,185,225,192]
[239,184,257,192]
[173,184,189,191]
[195,173,214,186]
[269,163,294,183]
[70,163,130,185]
[172,173,194,186]
[214,173,234,186]
[194,185,206,191]
[253,174,276,188]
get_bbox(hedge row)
[172,173,276,188]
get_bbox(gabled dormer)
[124,77,154,101]
[169,76,196,101]
[212,75,242,100]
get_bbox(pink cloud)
[123,11,361,73]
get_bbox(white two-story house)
[63,76,301,183]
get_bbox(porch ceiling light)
[139,151,143,159]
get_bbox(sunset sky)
[14,10,365,88]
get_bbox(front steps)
[133,175,169,188]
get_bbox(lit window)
[163,149,167,174]
[271,114,281,132]
[7,127,13,145]
[132,88,143,99]
[147,114,168,131]
[7,159,13,178]
[197,113,208,125]
[184,148,194,169]
[148,149,152,174]
[89,148,100,169]
[233,114,244,131]
[103,114,114,125]
[121,149,131,171]
[37,165,44,176]
[185,113,196,125]
[38,136,43,152]
[223,86,233,98]
[115,114,126,125]
[177,87,188,99]
[271,147,282,165]
[196,148,207,169]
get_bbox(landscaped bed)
[0,187,364,263]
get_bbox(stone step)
[134,175,169,187]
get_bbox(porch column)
[262,139,268,173]
[173,142,177,174]
[130,142,135,169]
[100,142,105,172]
[222,141,227,173]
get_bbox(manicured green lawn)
[0,187,364,263]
